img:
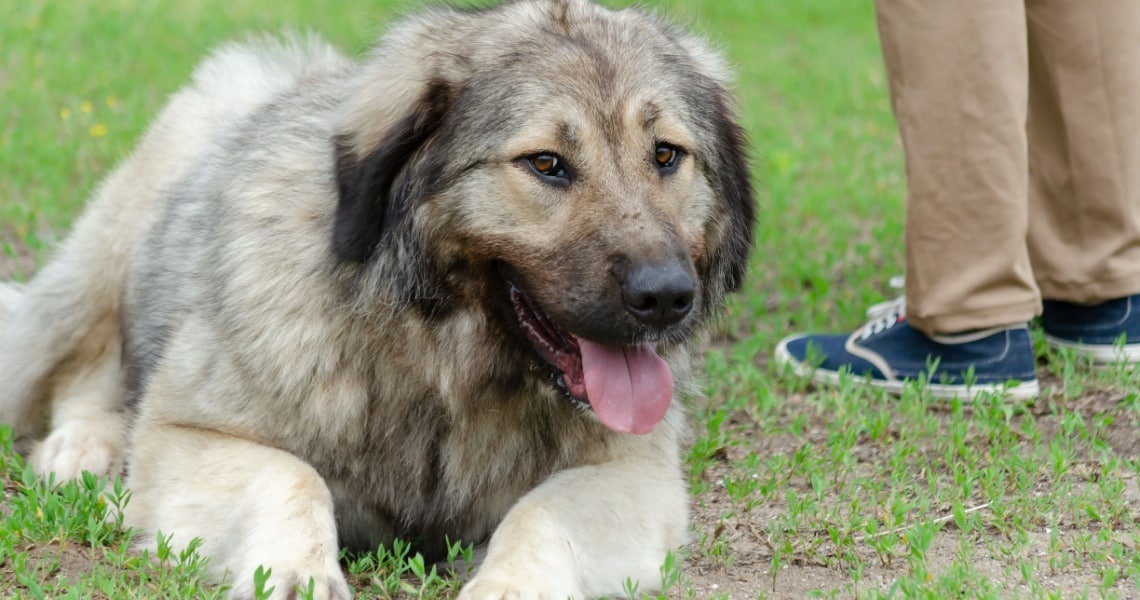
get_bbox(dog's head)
[333,0,754,434]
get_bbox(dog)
[0,0,754,597]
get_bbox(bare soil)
[675,385,1140,599]
[0,544,115,599]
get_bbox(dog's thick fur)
[0,1,753,597]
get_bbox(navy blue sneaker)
[1042,294,1140,364]
[774,307,1039,400]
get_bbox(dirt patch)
[678,486,1136,599]
[1033,376,1140,461]
[674,376,1140,598]
[0,543,108,598]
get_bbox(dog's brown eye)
[654,144,682,173]
[531,154,559,175]
[523,153,571,186]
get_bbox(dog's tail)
[0,225,124,442]
[0,34,351,442]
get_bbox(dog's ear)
[332,80,453,263]
[665,27,756,295]
[707,92,755,293]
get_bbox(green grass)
[4,0,1140,598]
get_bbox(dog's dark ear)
[708,92,755,293]
[332,80,453,263]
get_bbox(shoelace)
[858,303,904,341]
[865,276,906,320]
[859,276,906,341]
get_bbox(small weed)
[252,566,275,600]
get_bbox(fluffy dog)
[0,0,754,597]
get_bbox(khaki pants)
[875,0,1140,335]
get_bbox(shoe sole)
[773,339,1040,401]
[1043,335,1140,366]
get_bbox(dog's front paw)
[32,418,124,481]
[458,573,578,600]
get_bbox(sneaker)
[1041,294,1140,364]
[774,306,1039,400]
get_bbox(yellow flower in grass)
[106,95,118,109]
[59,106,71,120]
[90,123,107,138]
[81,100,94,113]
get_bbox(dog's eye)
[532,154,560,174]
[523,153,572,186]
[654,144,682,173]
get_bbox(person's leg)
[1025,0,1140,363]
[775,0,1039,399]
[885,0,1039,333]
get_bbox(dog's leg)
[0,188,140,447]
[459,454,688,599]
[0,279,128,479]
[30,332,125,480]
[126,421,351,600]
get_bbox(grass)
[3,0,1140,598]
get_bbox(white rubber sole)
[1043,335,1140,366]
[773,339,1040,401]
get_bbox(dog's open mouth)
[507,283,673,434]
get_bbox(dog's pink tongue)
[578,339,673,434]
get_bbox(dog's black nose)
[621,262,695,327]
